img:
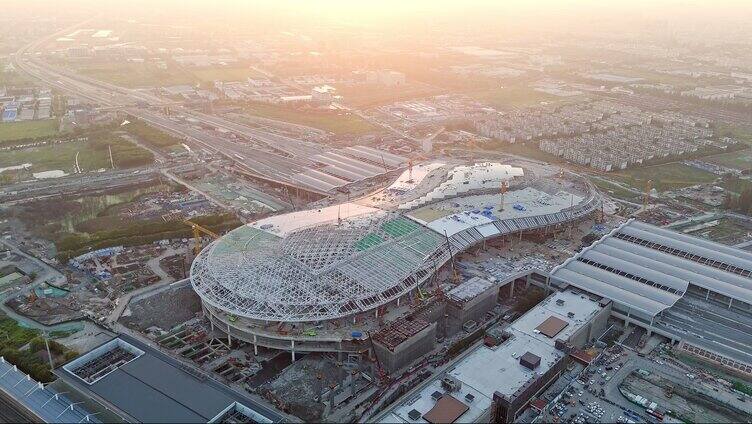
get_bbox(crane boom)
[185,220,220,255]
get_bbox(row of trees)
[726,187,752,215]
[123,118,182,149]
[56,213,240,262]
[0,315,78,383]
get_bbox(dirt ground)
[621,373,749,423]
[120,285,201,331]
[261,353,349,422]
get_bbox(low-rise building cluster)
[0,88,53,122]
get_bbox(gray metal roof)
[58,336,281,423]
[550,219,752,317]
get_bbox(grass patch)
[464,85,572,109]
[74,62,266,88]
[336,82,443,109]
[243,103,377,136]
[0,313,78,382]
[608,162,718,192]
[0,132,153,174]
[590,177,639,200]
[123,118,182,149]
[714,123,752,145]
[192,67,266,82]
[77,62,197,88]
[0,120,59,143]
[704,149,752,171]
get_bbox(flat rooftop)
[381,378,492,423]
[58,336,280,423]
[510,289,602,347]
[448,328,563,399]
[376,289,602,421]
[409,188,583,237]
[447,277,497,303]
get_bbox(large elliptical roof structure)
[191,210,445,322]
[191,162,600,325]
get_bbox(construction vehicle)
[185,220,220,255]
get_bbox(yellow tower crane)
[185,220,220,255]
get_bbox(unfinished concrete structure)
[445,277,499,335]
[372,319,437,373]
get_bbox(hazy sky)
[6,0,752,38]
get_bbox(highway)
[11,24,331,195]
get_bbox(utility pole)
[43,331,54,370]
[108,145,115,169]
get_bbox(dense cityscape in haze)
[1,1,752,423]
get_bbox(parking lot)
[544,335,752,423]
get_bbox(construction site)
[102,159,606,421]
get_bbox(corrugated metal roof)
[550,219,752,317]
[0,357,97,423]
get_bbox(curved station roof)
[191,162,600,323]
[550,219,752,317]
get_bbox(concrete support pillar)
[396,296,400,307]
[291,340,296,361]
[509,281,515,297]
[706,289,710,301]
[525,274,531,289]
[227,323,232,346]
[253,334,258,356]
[729,297,733,309]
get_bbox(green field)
[192,67,266,82]
[715,124,752,144]
[609,162,718,192]
[77,63,197,88]
[243,103,377,136]
[590,177,640,200]
[705,150,752,170]
[0,134,153,174]
[123,118,182,149]
[336,82,443,109]
[465,85,571,109]
[75,62,267,88]
[0,120,59,143]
